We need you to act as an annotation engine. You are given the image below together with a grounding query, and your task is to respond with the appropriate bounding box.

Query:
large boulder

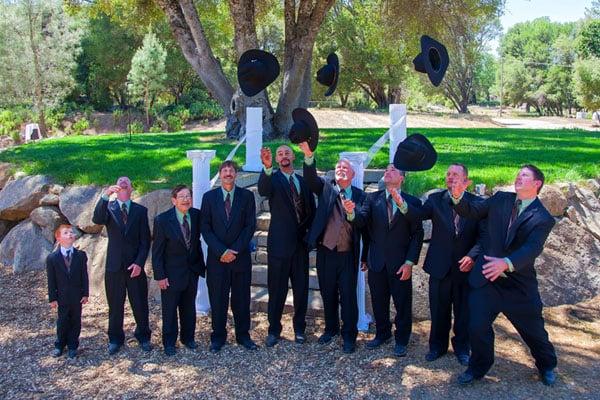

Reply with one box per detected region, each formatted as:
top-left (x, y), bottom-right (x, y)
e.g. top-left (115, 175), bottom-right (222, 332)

top-left (539, 185), bottom-right (568, 217)
top-left (0, 220), bottom-right (17, 243)
top-left (565, 183), bottom-right (600, 241)
top-left (135, 189), bottom-right (172, 236)
top-left (412, 243), bottom-right (430, 320)
top-left (74, 233), bottom-right (108, 298)
top-left (0, 219), bottom-right (54, 272)
top-left (0, 175), bottom-right (53, 221)
top-left (59, 185), bottom-right (103, 234)
top-left (30, 206), bottom-right (68, 242)
top-left (0, 162), bottom-right (13, 189)
top-left (536, 217), bottom-right (600, 306)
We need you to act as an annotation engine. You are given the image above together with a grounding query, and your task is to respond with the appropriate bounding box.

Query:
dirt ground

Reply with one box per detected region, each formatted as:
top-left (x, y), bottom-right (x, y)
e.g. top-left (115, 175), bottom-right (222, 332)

top-left (184, 107), bottom-right (600, 132)
top-left (1, 268), bottom-right (599, 400)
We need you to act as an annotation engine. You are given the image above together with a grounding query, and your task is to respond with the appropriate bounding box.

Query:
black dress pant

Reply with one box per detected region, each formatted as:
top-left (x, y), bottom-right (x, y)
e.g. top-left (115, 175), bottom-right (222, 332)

top-left (56, 302), bottom-right (82, 350)
top-left (206, 263), bottom-right (252, 345)
top-left (105, 269), bottom-right (151, 345)
top-left (160, 274), bottom-right (198, 348)
top-left (368, 266), bottom-right (412, 346)
top-left (468, 283), bottom-right (557, 378)
top-left (267, 244), bottom-right (309, 337)
top-left (428, 273), bottom-right (470, 355)
top-left (316, 246), bottom-right (358, 343)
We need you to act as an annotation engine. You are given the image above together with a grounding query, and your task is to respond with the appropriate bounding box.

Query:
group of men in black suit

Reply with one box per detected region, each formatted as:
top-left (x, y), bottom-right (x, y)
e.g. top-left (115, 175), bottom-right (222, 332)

top-left (51, 143), bottom-right (557, 386)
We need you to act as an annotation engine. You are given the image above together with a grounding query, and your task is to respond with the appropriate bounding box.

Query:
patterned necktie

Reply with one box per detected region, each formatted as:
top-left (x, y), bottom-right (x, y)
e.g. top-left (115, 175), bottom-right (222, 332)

top-left (387, 195), bottom-right (394, 224)
top-left (452, 209), bottom-right (460, 235)
top-left (121, 202), bottom-right (128, 225)
top-left (508, 199), bottom-right (522, 231)
top-left (64, 249), bottom-right (72, 270)
top-left (224, 192), bottom-right (232, 221)
top-left (182, 214), bottom-right (191, 248)
top-left (289, 175), bottom-right (302, 223)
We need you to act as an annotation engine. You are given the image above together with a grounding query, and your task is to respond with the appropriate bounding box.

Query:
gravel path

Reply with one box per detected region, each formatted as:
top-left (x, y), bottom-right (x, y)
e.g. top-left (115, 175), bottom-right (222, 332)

top-left (1, 268), bottom-right (598, 400)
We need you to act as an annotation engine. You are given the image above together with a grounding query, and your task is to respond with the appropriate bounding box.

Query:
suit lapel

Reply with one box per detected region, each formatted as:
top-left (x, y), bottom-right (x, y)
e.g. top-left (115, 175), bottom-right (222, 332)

top-left (440, 191), bottom-right (457, 234)
top-left (109, 201), bottom-right (125, 229)
top-left (275, 170), bottom-right (297, 219)
top-left (505, 198), bottom-right (538, 247)
top-left (168, 207), bottom-right (187, 248)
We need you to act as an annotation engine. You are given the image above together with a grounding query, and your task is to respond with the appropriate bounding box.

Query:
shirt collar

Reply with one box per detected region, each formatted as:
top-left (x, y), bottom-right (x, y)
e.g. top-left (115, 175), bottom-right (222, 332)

top-left (175, 208), bottom-right (190, 222)
top-left (60, 246), bottom-right (74, 256)
top-left (385, 188), bottom-right (401, 198)
top-left (519, 197), bottom-right (536, 211)
top-left (336, 184), bottom-right (352, 198)
top-left (281, 170), bottom-right (295, 180)
top-left (116, 199), bottom-right (131, 209)
top-left (221, 186), bottom-right (235, 200)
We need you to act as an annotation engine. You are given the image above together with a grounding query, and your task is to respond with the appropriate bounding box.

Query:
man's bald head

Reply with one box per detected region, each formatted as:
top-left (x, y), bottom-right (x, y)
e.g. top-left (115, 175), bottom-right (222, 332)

top-left (275, 145), bottom-right (295, 171)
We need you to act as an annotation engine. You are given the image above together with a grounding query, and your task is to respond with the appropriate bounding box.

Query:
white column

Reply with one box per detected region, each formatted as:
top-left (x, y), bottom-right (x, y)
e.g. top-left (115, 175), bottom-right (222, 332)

top-left (389, 104), bottom-right (407, 164)
top-left (339, 151), bottom-right (372, 332)
top-left (187, 149), bottom-right (216, 315)
top-left (243, 107), bottom-right (263, 172)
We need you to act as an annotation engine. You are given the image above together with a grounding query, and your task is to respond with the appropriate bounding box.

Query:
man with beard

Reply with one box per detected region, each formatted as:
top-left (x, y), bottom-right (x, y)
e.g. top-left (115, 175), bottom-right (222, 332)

top-left (449, 165), bottom-right (558, 386)
top-left (201, 161), bottom-right (257, 353)
top-left (92, 176), bottom-right (152, 355)
top-left (401, 164), bottom-right (484, 365)
top-left (152, 185), bottom-right (205, 356)
top-left (352, 164), bottom-right (424, 357)
top-left (259, 145), bottom-right (316, 347)
top-left (299, 142), bottom-right (369, 354)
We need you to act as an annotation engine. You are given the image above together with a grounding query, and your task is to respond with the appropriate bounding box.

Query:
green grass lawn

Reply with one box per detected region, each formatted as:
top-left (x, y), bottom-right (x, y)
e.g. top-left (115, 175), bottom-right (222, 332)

top-left (0, 128), bottom-right (598, 195)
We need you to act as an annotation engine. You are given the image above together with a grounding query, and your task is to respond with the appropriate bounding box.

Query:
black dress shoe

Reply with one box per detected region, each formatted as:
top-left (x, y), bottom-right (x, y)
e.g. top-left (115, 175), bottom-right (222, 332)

top-left (294, 333), bottom-right (306, 344)
top-left (52, 348), bottom-right (63, 358)
top-left (183, 341), bottom-right (198, 350)
top-left (425, 349), bottom-right (445, 362)
top-left (318, 332), bottom-right (338, 345)
top-left (140, 341), bottom-right (153, 352)
top-left (342, 341), bottom-right (356, 354)
top-left (164, 346), bottom-right (176, 356)
top-left (457, 370), bottom-right (482, 385)
top-left (540, 369), bottom-right (557, 386)
top-left (394, 343), bottom-right (408, 357)
top-left (67, 349), bottom-right (77, 359)
top-left (456, 353), bottom-right (470, 366)
top-left (209, 342), bottom-right (223, 353)
top-left (239, 338), bottom-right (258, 351)
top-left (265, 334), bottom-right (279, 348)
top-left (108, 343), bottom-right (121, 355)
top-left (365, 335), bottom-right (391, 350)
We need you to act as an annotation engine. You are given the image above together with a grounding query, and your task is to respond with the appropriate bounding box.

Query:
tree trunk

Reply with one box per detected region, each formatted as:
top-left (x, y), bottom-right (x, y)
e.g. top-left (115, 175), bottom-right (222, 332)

top-left (227, 0), bottom-right (275, 139)
top-left (27, 1), bottom-right (48, 138)
top-left (273, 0), bottom-right (336, 135)
top-left (156, 0), bottom-right (234, 121)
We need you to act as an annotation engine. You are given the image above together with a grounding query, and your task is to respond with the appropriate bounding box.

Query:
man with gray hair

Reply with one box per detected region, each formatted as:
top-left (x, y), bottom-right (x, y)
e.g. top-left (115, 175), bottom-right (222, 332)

top-left (299, 142), bottom-right (369, 354)
top-left (93, 176), bottom-right (152, 355)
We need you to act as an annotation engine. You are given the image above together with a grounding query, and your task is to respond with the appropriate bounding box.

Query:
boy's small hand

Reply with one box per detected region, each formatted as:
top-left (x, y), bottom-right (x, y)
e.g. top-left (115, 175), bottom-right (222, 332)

top-left (50, 301), bottom-right (58, 309)
top-left (80, 297), bottom-right (88, 305)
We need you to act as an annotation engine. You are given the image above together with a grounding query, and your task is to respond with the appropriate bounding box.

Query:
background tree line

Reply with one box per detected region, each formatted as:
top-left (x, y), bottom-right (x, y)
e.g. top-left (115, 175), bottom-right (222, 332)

top-left (0, 0), bottom-right (599, 140)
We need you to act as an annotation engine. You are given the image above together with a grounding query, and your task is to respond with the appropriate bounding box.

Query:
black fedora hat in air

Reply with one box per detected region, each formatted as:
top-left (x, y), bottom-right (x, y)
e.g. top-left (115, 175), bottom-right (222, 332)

top-left (316, 53), bottom-right (339, 97)
top-left (237, 49), bottom-right (280, 97)
top-left (393, 133), bottom-right (437, 172)
top-left (412, 35), bottom-right (449, 87)
top-left (288, 108), bottom-right (319, 151)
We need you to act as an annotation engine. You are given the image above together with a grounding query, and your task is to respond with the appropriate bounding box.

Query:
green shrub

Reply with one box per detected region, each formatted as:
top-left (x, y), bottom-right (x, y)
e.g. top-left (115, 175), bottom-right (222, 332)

top-left (72, 118), bottom-right (89, 135)
top-left (127, 121), bottom-right (144, 134)
top-left (11, 131), bottom-right (21, 144)
top-left (149, 121), bottom-right (164, 133)
top-left (113, 109), bottom-right (124, 127)
top-left (45, 108), bottom-right (66, 132)
top-left (0, 109), bottom-right (24, 136)
top-left (166, 114), bottom-right (183, 132)
top-left (189, 101), bottom-right (224, 120)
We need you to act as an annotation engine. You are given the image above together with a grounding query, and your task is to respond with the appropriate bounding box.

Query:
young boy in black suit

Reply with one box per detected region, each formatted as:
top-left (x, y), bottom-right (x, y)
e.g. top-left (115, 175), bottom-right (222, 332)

top-left (47, 224), bottom-right (89, 359)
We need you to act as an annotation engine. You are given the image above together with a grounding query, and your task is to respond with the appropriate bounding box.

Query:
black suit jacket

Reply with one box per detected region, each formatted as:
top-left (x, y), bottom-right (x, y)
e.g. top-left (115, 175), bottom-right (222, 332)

top-left (257, 169), bottom-right (316, 258)
top-left (200, 186), bottom-right (256, 272)
top-left (355, 189), bottom-right (424, 274)
top-left (406, 190), bottom-right (483, 280)
top-left (47, 248), bottom-right (89, 306)
top-left (303, 160), bottom-right (369, 264)
top-left (92, 198), bottom-right (151, 272)
top-left (454, 191), bottom-right (555, 299)
top-left (152, 207), bottom-right (205, 290)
